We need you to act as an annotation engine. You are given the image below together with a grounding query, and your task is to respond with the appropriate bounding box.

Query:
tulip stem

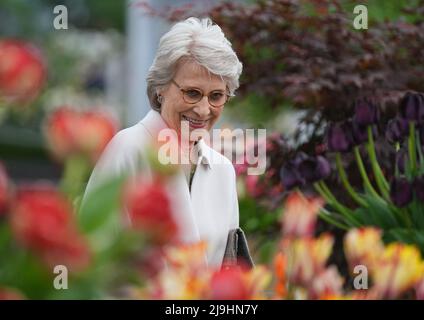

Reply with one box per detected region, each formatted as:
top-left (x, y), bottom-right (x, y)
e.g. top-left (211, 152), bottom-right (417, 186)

top-left (314, 182), bottom-right (360, 227)
top-left (408, 122), bottom-right (417, 175)
top-left (415, 130), bottom-right (423, 170)
top-left (60, 155), bottom-right (91, 204)
top-left (401, 207), bottom-right (413, 229)
top-left (318, 208), bottom-right (350, 230)
top-left (366, 126), bottom-right (390, 200)
top-left (335, 153), bottom-right (368, 207)
top-left (353, 146), bottom-right (381, 200)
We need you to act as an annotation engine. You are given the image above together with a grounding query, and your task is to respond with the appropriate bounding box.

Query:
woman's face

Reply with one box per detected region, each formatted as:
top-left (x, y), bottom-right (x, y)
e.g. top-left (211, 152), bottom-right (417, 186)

top-left (158, 60), bottom-right (227, 136)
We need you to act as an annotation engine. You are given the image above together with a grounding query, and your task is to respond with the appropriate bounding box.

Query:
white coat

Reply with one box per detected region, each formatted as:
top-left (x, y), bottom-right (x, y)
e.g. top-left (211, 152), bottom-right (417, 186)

top-left (82, 110), bottom-right (240, 268)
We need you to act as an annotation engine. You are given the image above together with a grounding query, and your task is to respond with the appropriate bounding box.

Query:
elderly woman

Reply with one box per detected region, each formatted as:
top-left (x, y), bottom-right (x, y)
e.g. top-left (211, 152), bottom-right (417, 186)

top-left (83, 17), bottom-right (252, 269)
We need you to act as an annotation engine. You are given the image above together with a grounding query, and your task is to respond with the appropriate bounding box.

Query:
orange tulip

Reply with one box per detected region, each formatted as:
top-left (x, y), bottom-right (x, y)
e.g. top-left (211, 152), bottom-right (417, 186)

top-left (283, 233), bottom-right (334, 287)
top-left (282, 191), bottom-right (324, 238)
top-left (274, 251), bottom-right (287, 298)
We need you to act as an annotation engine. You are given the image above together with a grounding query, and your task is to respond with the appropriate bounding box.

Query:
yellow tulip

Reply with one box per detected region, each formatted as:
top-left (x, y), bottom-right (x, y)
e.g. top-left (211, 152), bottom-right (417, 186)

top-left (344, 227), bottom-right (384, 272)
top-left (372, 243), bottom-right (424, 299)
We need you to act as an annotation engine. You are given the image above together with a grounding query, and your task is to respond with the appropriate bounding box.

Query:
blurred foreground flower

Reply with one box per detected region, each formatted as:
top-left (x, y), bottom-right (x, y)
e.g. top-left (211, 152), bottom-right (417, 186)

top-left (209, 266), bottom-right (271, 300)
top-left (44, 106), bottom-right (118, 201)
top-left (372, 243), bottom-right (424, 299)
top-left (136, 242), bottom-right (210, 299)
top-left (133, 242), bottom-right (271, 300)
top-left (0, 40), bottom-right (46, 104)
top-left (10, 185), bottom-right (91, 272)
top-left (416, 279), bottom-right (424, 300)
top-left (282, 191), bottom-right (324, 238)
top-left (282, 234), bottom-right (334, 288)
top-left (124, 176), bottom-right (178, 246)
top-left (308, 266), bottom-right (344, 300)
top-left (344, 227), bottom-right (384, 271)
top-left (0, 287), bottom-right (24, 300)
top-left (45, 106), bottom-right (118, 164)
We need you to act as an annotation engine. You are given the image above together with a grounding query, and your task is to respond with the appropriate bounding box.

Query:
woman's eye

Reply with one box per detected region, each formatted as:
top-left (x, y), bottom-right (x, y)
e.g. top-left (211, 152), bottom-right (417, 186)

top-left (186, 90), bottom-right (202, 98)
top-left (210, 92), bottom-right (224, 101)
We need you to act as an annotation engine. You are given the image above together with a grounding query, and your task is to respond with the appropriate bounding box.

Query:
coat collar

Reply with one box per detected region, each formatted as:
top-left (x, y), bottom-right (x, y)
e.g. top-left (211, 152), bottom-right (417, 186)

top-left (139, 110), bottom-right (212, 169)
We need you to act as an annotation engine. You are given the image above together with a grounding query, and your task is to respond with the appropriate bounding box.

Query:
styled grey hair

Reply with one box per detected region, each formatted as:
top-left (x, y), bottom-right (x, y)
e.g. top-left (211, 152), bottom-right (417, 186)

top-left (146, 17), bottom-right (243, 111)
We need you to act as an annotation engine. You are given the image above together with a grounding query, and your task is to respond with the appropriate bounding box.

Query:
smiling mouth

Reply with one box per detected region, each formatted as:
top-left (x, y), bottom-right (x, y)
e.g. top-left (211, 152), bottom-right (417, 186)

top-left (181, 115), bottom-right (208, 128)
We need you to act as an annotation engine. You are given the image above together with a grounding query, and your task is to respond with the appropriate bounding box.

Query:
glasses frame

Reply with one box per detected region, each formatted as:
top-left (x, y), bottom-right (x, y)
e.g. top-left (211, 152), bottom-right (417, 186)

top-left (171, 79), bottom-right (234, 108)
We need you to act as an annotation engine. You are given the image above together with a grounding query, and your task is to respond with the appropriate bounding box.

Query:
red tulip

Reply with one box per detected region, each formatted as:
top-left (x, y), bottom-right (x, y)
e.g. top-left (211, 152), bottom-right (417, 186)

top-left (10, 184), bottom-right (90, 271)
top-left (244, 175), bottom-right (264, 198)
top-left (209, 268), bottom-right (250, 300)
top-left (0, 162), bottom-right (9, 215)
top-left (124, 176), bottom-right (178, 246)
top-left (45, 107), bottom-right (118, 163)
top-left (0, 40), bottom-right (46, 103)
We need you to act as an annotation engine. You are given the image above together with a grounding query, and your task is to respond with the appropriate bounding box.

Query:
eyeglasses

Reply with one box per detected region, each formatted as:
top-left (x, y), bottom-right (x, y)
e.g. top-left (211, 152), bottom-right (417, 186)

top-left (171, 79), bottom-right (233, 108)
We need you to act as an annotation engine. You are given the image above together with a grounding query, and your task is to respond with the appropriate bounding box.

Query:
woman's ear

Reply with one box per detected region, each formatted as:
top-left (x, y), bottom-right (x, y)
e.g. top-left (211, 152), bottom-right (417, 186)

top-left (156, 89), bottom-right (163, 105)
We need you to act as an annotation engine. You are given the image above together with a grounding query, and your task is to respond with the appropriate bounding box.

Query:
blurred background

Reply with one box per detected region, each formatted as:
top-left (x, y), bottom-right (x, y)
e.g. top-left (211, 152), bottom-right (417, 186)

top-left (1, 0), bottom-right (424, 299)
top-left (1, 0), bottom-right (418, 183)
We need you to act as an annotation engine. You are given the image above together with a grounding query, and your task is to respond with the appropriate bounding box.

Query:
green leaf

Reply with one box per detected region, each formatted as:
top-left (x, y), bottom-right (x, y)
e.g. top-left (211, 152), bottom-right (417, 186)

top-left (410, 200), bottom-right (424, 230)
top-left (384, 228), bottom-right (424, 255)
top-left (77, 174), bottom-right (127, 234)
top-left (354, 195), bottom-right (399, 229)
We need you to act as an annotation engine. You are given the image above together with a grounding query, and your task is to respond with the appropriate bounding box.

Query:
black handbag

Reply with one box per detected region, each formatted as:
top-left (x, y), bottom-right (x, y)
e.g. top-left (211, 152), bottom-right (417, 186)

top-left (222, 228), bottom-right (255, 270)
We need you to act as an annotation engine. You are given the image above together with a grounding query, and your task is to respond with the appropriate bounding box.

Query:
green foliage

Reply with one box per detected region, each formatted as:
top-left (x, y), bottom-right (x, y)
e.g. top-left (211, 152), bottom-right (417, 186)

top-left (77, 174), bottom-right (127, 234)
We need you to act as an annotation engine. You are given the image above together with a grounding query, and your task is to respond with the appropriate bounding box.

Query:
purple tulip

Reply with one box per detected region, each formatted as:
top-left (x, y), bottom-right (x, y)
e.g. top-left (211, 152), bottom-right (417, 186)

top-left (413, 176), bottom-right (424, 202)
top-left (396, 148), bottom-right (408, 174)
top-left (399, 92), bottom-right (424, 123)
top-left (326, 121), bottom-right (354, 153)
top-left (351, 120), bottom-right (369, 145)
top-left (280, 162), bottom-right (304, 190)
top-left (297, 155), bottom-right (331, 183)
top-left (293, 152), bottom-right (309, 166)
top-left (353, 98), bottom-right (380, 126)
top-left (390, 177), bottom-right (413, 207)
top-left (386, 117), bottom-right (409, 144)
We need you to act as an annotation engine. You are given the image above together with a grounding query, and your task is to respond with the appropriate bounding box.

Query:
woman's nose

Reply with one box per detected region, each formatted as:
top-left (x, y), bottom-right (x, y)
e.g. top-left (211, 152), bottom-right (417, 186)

top-left (192, 96), bottom-right (211, 118)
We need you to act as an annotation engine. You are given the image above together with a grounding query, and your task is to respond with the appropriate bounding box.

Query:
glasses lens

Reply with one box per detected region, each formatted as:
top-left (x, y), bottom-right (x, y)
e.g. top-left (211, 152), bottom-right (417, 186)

top-left (209, 92), bottom-right (227, 107)
top-left (183, 89), bottom-right (202, 103)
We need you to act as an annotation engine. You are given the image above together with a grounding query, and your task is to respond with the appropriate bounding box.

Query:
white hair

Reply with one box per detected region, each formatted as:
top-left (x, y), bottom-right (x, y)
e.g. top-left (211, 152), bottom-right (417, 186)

top-left (146, 17), bottom-right (243, 111)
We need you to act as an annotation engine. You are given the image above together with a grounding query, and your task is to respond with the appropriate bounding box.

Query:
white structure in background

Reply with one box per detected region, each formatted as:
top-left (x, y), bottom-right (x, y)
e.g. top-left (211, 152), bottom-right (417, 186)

top-left (126, 0), bottom-right (218, 126)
